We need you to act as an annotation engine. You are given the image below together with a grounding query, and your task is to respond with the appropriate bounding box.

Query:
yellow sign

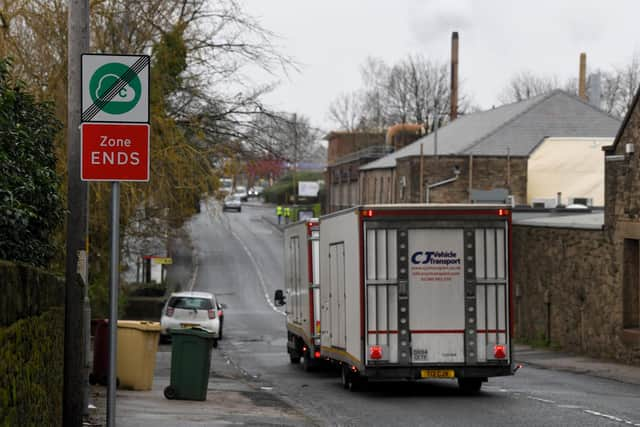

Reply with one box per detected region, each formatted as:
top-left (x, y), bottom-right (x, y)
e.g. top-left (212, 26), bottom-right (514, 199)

top-left (152, 257), bottom-right (173, 265)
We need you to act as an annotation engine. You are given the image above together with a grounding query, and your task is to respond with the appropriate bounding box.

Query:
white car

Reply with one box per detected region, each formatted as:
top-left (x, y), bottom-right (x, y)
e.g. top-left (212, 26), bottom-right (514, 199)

top-left (222, 194), bottom-right (242, 212)
top-left (234, 186), bottom-right (248, 202)
top-left (160, 291), bottom-right (222, 347)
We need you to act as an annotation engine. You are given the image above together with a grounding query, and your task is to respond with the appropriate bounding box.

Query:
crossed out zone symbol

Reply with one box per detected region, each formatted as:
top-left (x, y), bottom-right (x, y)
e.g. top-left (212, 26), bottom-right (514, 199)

top-left (82, 56), bottom-right (149, 122)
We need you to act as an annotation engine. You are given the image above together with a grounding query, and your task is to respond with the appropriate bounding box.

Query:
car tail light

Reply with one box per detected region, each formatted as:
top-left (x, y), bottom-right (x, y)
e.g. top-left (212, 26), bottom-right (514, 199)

top-left (494, 344), bottom-right (506, 359)
top-left (166, 306), bottom-right (174, 317)
top-left (208, 309), bottom-right (215, 319)
top-left (369, 345), bottom-right (383, 360)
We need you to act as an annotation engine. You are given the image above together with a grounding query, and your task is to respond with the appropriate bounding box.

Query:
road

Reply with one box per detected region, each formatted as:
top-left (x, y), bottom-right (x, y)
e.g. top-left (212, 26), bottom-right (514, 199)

top-left (189, 200), bottom-right (640, 427)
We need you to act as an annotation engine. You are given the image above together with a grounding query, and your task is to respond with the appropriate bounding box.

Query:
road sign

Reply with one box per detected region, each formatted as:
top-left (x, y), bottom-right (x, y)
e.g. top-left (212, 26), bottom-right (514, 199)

top-left (82, 54), bottom-right (149, 123)
top-left (81, 123), bottom-right (150, 181)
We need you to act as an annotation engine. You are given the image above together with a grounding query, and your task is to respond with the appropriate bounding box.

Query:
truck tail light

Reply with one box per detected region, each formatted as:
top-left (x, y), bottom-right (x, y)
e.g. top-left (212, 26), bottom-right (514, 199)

top-left (362, 209), bottom-right (374, 217)
top-left (208, 309), bottom-right (215, 319)
top-left (494, 344), bottom-right (506, 359)
top-left (498, 209), bottom-right (509, 216)
top-left (369, 345), bottom-right (383, 360)
top-left (166, 306), bottom-right (174, 317)
top-left (315, 320), bottom-right (321, 335)
top-left (314, 350), bottom-right (321, 359)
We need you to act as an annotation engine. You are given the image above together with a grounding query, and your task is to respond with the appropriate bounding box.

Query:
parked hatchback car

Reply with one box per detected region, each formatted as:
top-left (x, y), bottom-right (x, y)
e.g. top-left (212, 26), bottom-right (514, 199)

top-left (222, 194), bottom-right (242, 212)
top-left (160, 291), bottom-right (222, 347)
top-left (234, 186), bottom-right (248, 202)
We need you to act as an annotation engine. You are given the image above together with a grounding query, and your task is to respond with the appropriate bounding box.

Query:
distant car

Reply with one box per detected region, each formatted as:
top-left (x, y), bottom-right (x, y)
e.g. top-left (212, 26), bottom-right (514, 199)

top-left (223, 194), bottom-right (242, 212)
top-left (248, 186), bottom-right (264, 198)
top-left (160, 291), bottom-right (222, 347)
top-left (234, 186), bottom-right (248, 202)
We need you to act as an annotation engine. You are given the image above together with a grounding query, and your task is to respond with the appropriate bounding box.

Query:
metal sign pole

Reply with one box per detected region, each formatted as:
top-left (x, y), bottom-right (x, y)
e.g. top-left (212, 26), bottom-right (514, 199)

top-left (107, 181), bottom-right (120, 427)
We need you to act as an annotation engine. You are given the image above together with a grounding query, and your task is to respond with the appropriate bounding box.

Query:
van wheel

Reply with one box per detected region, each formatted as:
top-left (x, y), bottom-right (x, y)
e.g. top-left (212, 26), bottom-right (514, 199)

top-left (458, 378), bottom-right (482, 394)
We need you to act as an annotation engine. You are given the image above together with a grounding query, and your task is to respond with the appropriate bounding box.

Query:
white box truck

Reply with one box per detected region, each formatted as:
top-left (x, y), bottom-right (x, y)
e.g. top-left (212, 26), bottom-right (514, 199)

top-left (277, 205), bottom-right (516, 392)
top-left (277, 218), bottom-right (322, 370)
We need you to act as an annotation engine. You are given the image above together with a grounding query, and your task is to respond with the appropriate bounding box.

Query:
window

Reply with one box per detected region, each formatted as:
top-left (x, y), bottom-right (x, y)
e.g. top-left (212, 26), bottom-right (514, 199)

top-left (168, 297), bottom-right (212, 310)
top-left (623, 239), bottom-right (640, 329)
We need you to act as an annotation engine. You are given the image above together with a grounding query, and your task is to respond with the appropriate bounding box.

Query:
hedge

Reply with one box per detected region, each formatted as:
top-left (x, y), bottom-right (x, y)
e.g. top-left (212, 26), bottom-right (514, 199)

top-left (0, 260), bottom-right (65, 426)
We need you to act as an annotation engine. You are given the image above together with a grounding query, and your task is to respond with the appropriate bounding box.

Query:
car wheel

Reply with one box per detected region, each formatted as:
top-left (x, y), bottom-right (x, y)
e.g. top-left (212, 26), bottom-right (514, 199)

top-left (238, 207), bottom-right (242, 212)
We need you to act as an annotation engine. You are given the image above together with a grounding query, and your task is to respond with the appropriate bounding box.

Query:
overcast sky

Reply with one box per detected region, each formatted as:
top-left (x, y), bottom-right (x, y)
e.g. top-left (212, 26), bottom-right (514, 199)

top-left (242, 0), bottom-right (640, 131)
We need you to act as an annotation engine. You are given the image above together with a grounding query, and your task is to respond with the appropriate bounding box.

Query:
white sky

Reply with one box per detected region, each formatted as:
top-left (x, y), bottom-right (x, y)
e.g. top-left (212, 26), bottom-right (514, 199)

top-left (242, 0), bottom-right (640, 131)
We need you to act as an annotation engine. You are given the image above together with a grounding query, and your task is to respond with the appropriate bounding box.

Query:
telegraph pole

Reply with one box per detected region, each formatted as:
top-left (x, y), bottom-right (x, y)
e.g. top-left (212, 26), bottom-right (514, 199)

top-left (64, 0), bottom-right (89, 425)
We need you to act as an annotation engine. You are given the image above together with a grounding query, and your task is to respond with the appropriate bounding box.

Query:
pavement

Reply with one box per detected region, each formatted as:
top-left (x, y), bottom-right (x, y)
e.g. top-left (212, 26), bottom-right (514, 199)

top-left (84, 205), bottom-right (640, 426)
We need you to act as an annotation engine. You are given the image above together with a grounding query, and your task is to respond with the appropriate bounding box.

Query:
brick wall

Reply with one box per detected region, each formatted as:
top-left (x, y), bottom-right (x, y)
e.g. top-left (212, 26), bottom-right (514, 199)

top-left (393, 155), bottom-right (527, 204)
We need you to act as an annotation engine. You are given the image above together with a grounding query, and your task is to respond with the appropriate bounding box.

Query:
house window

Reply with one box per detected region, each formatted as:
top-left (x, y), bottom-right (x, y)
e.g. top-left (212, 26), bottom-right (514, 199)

top-left (623, 239), bottom-right (640, 329)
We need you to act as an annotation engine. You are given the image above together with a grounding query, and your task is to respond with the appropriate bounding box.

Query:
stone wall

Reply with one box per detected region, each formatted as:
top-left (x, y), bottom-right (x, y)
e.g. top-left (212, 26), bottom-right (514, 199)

top-left (393, 155), bottom-right (528, 204)
top-left (513, 225), bottom-right (640, 364)
top-left (360, 169), bottom-right (394, 204)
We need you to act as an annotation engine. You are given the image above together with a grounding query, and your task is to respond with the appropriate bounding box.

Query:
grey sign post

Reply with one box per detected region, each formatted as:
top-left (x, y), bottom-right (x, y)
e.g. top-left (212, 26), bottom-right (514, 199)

top-left (81, 53), bottom-right (150, 427)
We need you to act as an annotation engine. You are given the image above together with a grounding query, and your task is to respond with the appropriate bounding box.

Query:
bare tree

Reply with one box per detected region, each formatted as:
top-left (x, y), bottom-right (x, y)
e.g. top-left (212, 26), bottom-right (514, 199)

top-left (498, 71), bottom-right (560, 103)
top-left (327, 92), bottom-right (363, 131)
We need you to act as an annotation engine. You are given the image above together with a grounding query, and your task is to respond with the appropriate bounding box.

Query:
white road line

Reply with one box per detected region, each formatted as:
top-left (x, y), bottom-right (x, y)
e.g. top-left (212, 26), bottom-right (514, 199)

top-left (226, 219), bottom-right (286, 316)
top-left (527, 396), bottom-right (556, 404)
top-left (583, 410), bottom-right (640, 426)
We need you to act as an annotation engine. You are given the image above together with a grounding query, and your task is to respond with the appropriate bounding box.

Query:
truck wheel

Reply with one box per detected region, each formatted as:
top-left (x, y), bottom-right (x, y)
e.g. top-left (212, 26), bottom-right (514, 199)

top-left (458, 378), bottom-right (482, 394)
top-left (341, 365), bottom-right (363, 391)
top-left (302, 351), bottom-right (314, 372)
top-left (341, 366), bottom-right (350, 389)
top-left (289, 352), bottom-right (300, 364)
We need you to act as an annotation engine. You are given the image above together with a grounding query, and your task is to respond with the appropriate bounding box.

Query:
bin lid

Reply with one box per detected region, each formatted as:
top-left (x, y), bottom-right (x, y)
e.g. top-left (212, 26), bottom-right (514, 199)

top-left (170, 326), bottom-right (215, 339)
top-left (117, 320), bottom-right (161, 332)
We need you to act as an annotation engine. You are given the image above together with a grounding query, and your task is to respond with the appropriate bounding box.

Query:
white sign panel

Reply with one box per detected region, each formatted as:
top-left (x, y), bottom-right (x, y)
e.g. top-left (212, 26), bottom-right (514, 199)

top-left (82, 54), bottom-right (150, 123)
top-left (298, 181), bottom-right (319, 197)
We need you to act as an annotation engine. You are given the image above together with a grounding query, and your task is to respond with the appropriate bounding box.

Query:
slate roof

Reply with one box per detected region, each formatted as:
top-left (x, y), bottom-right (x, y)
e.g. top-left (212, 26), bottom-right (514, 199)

top-left (361, 90), bottom-right (621, 171)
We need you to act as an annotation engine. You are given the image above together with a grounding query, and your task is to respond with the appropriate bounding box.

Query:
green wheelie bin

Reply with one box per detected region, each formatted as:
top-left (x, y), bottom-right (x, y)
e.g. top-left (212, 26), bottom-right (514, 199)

top-left (163, 327), bottom-right (215, 401)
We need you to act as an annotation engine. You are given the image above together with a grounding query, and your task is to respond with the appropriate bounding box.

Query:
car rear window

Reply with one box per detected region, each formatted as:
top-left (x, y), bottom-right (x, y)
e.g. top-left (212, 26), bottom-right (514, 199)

top-left (168, 297), bottom-right (212, 310)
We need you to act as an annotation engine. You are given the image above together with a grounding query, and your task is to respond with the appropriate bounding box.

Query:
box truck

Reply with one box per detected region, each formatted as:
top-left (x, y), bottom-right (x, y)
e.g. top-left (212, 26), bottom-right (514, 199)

top-left (276, 205), bottom-right (516, 392)
top-left (278, 218), bottom-right (322, 371)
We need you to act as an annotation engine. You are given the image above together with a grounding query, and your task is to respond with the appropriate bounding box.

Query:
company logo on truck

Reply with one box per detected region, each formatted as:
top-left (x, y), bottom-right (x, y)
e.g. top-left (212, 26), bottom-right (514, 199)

top-left (410, 250), bottom-right (462, 284)
top-left (411, 251), bottom-right (461, 265)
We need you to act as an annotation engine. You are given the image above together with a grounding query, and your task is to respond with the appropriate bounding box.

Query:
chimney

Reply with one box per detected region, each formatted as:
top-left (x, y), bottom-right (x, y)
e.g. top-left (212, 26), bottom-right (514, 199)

top-left (578, 52), bottom-right (587, 100)
top-left (450, 32), bottom-right (459, 121)
top-left (588, 72), bottom-right (601, 109)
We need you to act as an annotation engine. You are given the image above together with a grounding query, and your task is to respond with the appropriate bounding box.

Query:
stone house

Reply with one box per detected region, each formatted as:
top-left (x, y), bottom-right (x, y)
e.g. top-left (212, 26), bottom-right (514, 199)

top-left (513, 85), bottom-right (640, 364)
top-left (359, 90), bottom-right (619, 206)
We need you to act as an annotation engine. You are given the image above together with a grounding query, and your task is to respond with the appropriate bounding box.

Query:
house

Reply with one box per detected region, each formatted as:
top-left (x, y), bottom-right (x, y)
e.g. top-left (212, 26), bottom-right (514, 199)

top-left (359, 90), bottom-right (620, 206)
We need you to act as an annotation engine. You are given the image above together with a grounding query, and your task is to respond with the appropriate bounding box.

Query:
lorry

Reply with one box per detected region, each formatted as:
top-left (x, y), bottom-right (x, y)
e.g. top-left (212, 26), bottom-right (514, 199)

top-left (276, 204), bottom-right (516, 392)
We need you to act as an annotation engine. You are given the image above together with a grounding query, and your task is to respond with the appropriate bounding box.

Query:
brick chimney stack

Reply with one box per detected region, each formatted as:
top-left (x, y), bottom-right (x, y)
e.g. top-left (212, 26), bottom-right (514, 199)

top-left (450, 32), bottom-right (459, 121)
top-left (579, 52), bottom-right (587, 100)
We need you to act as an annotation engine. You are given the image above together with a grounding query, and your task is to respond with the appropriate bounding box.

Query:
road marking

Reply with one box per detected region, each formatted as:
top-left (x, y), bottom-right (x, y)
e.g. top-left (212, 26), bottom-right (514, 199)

top-left (583, 410), bottom-right (640, 426)
top-left (527, 396), bottom-right (556, 404)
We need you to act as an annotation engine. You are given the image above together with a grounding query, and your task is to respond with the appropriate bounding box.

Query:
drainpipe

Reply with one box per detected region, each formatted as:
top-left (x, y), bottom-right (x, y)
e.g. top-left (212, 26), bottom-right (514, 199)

top-left (425, 167), bottom-right (461, 203)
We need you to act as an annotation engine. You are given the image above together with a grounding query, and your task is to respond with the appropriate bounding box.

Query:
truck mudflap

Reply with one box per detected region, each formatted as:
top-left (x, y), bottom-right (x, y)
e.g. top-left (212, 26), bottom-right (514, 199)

top-left (362, 363), bottom-right (515, 380)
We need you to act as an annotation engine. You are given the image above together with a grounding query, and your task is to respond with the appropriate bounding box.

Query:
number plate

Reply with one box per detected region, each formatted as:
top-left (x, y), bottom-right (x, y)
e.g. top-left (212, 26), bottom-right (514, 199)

top-left (420, 369), bottom-right (455, 379)
top-left (180, 323), bottom-right (198, 328)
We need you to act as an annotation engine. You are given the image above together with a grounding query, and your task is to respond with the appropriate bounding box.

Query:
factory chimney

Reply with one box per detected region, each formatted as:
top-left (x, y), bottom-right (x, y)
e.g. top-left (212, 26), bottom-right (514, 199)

top-left (450, 32), bottom-right (459, 121)
top-left (578, 52), bottom-right (587, 100)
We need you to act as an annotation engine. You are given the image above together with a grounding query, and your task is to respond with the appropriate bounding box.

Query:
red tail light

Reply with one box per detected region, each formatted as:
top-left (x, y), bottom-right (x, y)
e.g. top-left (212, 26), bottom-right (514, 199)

top-left (166, 306), bottom-right (174, 317)
top-left (208, 309), bottom-right (215, 319)
top-left (217, 310), bottom-right (223, 318)
top-left (494, 344), bottom-right (506, 359)
top-left (369, 345), bottom-right (383, 360)
top-left (498, 209), bottom-right (509, 217)
top-left (314, 350), bottom-right (321, 359)
top-left (315, 320), bottom-right (321, 334)
top-left (362, 209), bottom-right (374, 217)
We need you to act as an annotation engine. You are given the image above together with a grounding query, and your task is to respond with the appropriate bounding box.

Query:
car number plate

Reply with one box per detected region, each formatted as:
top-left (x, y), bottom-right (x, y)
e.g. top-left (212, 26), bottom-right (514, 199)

top-left (420, 369), bottom-right (455, 379)
top-left (180, 323), bottom-right (198, 328)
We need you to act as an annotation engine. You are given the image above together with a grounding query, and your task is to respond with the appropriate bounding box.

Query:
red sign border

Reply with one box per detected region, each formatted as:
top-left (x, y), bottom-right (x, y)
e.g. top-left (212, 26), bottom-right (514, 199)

top-left (80, 122), bottom-right (150, 182)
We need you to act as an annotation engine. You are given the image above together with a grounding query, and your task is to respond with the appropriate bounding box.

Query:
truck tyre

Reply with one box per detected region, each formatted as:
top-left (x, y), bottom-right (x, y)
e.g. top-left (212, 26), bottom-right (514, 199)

top-left (458, 378), bottom-right (482, 394)
top-left (289, 352), bottom-right (301, 364)
top-left (341, 366), bottom-right (364, 391)
top-left (302, 351), bottom-right (314, 372)
top-left (341, 366), bottom-right (350, 389)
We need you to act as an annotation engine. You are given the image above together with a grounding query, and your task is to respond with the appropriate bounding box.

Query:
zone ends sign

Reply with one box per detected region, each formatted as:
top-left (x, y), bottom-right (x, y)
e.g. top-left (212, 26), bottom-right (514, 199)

top-left (82, 54), bottom-right (150, 123)
top-left (81, 123), bottom-right (150, 181)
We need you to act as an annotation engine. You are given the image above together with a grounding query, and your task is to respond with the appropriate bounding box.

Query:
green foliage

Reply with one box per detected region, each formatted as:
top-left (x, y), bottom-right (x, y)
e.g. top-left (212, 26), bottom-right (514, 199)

top-left (0, 261), bottom-right (64, 427)
top-left (0, 58), bottom-right (63, 267)
top-left (263, 172), bottom-right (324, 204)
